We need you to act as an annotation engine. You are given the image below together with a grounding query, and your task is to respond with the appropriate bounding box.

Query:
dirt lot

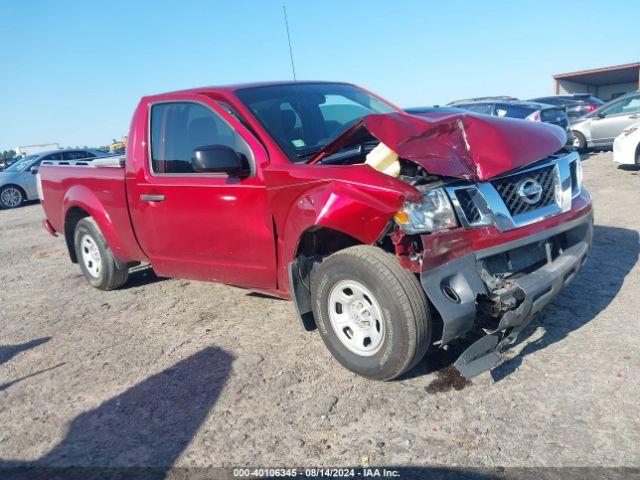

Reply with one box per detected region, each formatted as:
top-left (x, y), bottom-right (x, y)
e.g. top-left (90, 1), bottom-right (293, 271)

top-left (1, 151), bottom-right (639, 471)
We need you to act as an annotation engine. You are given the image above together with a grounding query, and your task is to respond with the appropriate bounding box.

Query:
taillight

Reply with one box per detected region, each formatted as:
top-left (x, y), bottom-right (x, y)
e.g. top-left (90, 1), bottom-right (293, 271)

top-left (585, 104), bottom-right (597, 111)
top-left (526, 111), bottom-right (541, 122)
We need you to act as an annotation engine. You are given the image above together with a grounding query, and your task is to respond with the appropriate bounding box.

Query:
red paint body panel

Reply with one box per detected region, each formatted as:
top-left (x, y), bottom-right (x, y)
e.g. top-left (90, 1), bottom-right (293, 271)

top-left (39, 164), bottom-right (145, 262)
top-left (38, 82), bottom-right (586, 301)
top-left (264, 162), bottom-right (418, 292)
top-left (310, 112), bottom-right (566, 182)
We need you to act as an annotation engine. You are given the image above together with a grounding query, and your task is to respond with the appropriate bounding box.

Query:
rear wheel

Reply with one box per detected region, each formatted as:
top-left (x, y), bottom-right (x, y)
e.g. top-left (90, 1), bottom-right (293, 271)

top-left (0, 185), bottom-right (25, 208)
top-left (572, 131), bottom-right (587, 153)
top-left (74, 217), bottom-right (129, 290)
top-left (311, 245), bottom-right (431, 381)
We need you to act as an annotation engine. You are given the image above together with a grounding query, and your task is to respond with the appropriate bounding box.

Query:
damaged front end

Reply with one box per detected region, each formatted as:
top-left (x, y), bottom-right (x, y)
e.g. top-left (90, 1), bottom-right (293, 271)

top-left (310, 111), bottom-right (593, 379)
top-left (420, 210), bottom-right (593, 379)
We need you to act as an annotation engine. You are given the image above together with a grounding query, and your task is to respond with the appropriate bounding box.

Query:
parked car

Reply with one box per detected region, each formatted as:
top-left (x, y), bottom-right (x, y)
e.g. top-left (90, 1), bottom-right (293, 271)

top-left (529, 94), bottom-right (604, 119)
top-left (445, 99), bottom-right (573, 147)
top-left (570, 91), bottom-right (640, 151)
top-left (0, 148), bottom-right (107, 208)
top-left (38, 82), bottom-right (592, 380)
top-left (447, 96), bottom-right (518, 106)
top-left (405, 106), bottom-right (467, 115)
top-left (613, 122), bottom-right (640, 166)
top-left (0, 157), bottom-right (21, 171)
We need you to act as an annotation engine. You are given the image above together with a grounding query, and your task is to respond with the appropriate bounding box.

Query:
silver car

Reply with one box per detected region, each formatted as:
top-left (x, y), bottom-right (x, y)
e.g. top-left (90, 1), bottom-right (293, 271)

top-left (0, 148), bottom-right (108, 208)
top-left (571, 90), bottom-right (640, 151)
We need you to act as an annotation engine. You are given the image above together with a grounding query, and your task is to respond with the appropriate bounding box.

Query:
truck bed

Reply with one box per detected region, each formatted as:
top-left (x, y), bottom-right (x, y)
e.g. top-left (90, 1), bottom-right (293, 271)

top-left (39, 158), bottom-right (143, 262)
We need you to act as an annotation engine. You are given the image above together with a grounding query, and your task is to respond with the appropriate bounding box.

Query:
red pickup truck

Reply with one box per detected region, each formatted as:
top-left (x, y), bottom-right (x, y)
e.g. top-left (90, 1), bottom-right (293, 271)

top-left (39, 82), bottom-right (593, 380)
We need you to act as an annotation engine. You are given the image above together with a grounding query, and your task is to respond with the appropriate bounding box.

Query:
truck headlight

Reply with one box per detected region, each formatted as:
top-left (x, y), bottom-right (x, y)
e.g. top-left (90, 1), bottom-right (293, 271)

top-left (394, 187), bottom-right (458, 234)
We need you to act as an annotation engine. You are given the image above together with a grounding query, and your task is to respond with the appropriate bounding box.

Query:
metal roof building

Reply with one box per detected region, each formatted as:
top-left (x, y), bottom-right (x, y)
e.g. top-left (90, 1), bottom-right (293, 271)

top-left (553, 62), bottom-right (640, 101)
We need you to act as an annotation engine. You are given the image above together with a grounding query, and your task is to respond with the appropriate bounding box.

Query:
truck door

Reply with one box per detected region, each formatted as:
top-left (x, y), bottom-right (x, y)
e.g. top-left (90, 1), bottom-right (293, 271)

top-left (127, 97), bottom-right (277, 290)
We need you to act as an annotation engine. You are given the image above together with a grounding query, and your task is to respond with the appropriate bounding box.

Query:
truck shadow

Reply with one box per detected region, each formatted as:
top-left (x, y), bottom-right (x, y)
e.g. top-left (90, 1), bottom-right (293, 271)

top-left (0, 346), bottom-right (233, 479)
top-left (411, 225), bottom-right (639, 385)
top-left (123, 265), bottom-right (168, 288)
top-left (491, 225), bottom-right (639, 382)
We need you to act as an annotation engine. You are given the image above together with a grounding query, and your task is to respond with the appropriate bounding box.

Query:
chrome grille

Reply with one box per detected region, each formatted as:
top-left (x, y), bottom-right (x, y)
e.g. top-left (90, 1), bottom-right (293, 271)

top-left (444, 151), bottom-right (579, 233)
top-left (491, 165), bottom-right (557, 216)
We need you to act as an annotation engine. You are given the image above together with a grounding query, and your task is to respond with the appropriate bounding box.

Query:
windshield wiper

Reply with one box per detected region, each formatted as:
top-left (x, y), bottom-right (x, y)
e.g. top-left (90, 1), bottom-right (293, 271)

top-left (295, 146), bottom-right (325, 158)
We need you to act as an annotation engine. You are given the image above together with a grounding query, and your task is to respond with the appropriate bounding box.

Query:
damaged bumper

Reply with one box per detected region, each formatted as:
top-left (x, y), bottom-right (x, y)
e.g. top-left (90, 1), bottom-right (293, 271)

top-left (420, 210), bottom-right (594, 378)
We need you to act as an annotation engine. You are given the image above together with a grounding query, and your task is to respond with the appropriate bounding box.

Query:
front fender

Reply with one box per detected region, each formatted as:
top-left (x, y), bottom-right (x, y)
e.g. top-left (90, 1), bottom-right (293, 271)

top-left (570, 120), bottom-right (590, 140)
top-left (62, 185), bottom-right (129, 261)
top-left (278, 181), bottom-right (406, 293)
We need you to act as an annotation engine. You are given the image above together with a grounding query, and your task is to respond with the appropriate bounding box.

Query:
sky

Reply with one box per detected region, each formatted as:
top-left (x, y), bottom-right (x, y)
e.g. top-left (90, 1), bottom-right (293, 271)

top-left (1, 0), bottom-right (638, 151)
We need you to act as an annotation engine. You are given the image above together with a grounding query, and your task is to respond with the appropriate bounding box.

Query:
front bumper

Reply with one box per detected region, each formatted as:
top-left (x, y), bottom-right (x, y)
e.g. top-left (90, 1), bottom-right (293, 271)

top-left (613, 135), bottom-right (638, 165)
top-left (420, 209), bottom-right (593, 378)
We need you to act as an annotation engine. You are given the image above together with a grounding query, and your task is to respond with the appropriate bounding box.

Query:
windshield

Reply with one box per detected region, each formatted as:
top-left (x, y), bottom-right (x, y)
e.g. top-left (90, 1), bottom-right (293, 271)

top-left (4, 155), bottom-right (38, 172)
top-left (235, 83), bottom-right (397, 162)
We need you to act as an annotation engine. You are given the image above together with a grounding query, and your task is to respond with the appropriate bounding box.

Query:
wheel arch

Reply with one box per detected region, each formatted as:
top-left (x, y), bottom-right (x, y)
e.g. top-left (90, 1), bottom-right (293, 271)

top-left (288, 227), bottom-right (366, 331)
top-left (64, 206), bottom-right (90, 263)
top-left (61, 185), bottom-right (130, 264)
top-left (279, 182), bottom-right (404, 330)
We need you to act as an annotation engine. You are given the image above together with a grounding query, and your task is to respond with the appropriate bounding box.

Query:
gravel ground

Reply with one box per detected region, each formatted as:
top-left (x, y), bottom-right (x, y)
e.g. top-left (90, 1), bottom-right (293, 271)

top-left (0, 151), bottom-right (639, 471)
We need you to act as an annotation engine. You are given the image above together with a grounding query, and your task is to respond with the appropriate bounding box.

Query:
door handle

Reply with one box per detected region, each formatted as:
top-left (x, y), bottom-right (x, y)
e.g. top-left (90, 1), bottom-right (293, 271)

top-left (629, 114), bottom-right (640, 119)
top-left (140, 194), bottom-right (165, 202)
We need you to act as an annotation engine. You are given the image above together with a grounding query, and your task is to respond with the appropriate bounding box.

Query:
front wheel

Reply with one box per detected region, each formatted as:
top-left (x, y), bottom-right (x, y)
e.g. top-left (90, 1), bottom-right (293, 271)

top-left (572, 131), bottom-right (587, 153)
top-left (311, 245), bottom-right (431, 380)
top-left (0, 185), bottom-right (25, 208)
top-left (74, 217), bottom-right (129, 290)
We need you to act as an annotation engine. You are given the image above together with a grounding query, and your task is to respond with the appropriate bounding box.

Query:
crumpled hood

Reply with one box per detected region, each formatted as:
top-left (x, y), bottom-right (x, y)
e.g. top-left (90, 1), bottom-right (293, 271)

top-left (309, 111), bottom-right (567, 182)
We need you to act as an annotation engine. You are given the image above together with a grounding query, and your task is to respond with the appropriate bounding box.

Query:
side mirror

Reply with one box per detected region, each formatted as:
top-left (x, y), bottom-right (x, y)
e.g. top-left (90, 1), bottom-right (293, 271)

top-left (191, 145), bottom-right (250, 176)
top-left (596, 110), bottom-right (606, 119)
top-left (29, 166), bottom-right (39, 174)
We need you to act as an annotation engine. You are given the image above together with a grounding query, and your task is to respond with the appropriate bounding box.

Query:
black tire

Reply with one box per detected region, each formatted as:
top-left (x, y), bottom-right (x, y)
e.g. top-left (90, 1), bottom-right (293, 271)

top-left (73, 217), bottom-right (129, 290)
top-left (572, 131), bottom-right (587, 153)
top-left (0, 185), bottom-right (25, 209)
top-left (311, 245), bottom-right (431, 381)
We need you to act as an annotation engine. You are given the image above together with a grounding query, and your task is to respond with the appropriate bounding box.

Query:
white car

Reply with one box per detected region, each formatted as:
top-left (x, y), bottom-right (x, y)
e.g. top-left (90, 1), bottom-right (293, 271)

top-left (613, 122), bottom-right (640, 166)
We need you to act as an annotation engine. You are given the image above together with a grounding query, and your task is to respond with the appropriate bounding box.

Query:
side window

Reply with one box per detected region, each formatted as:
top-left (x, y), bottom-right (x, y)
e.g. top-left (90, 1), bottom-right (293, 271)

top-left (63, 151), bottom-right (92, 160)
top-left (497, 104), bottom-right (533, 119)
top-left (42, 152), bottom-right (63, 161)
top-left (601, 100), bottom-right (624, 116)
top-left (461, 103), bottom-right (494, 115)
top-left (150, 102), bottom-right (253, 174)
top-left (621, 96), bottom-right (640, 115)
top-left (600, 96), bottom-right (640, 116)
